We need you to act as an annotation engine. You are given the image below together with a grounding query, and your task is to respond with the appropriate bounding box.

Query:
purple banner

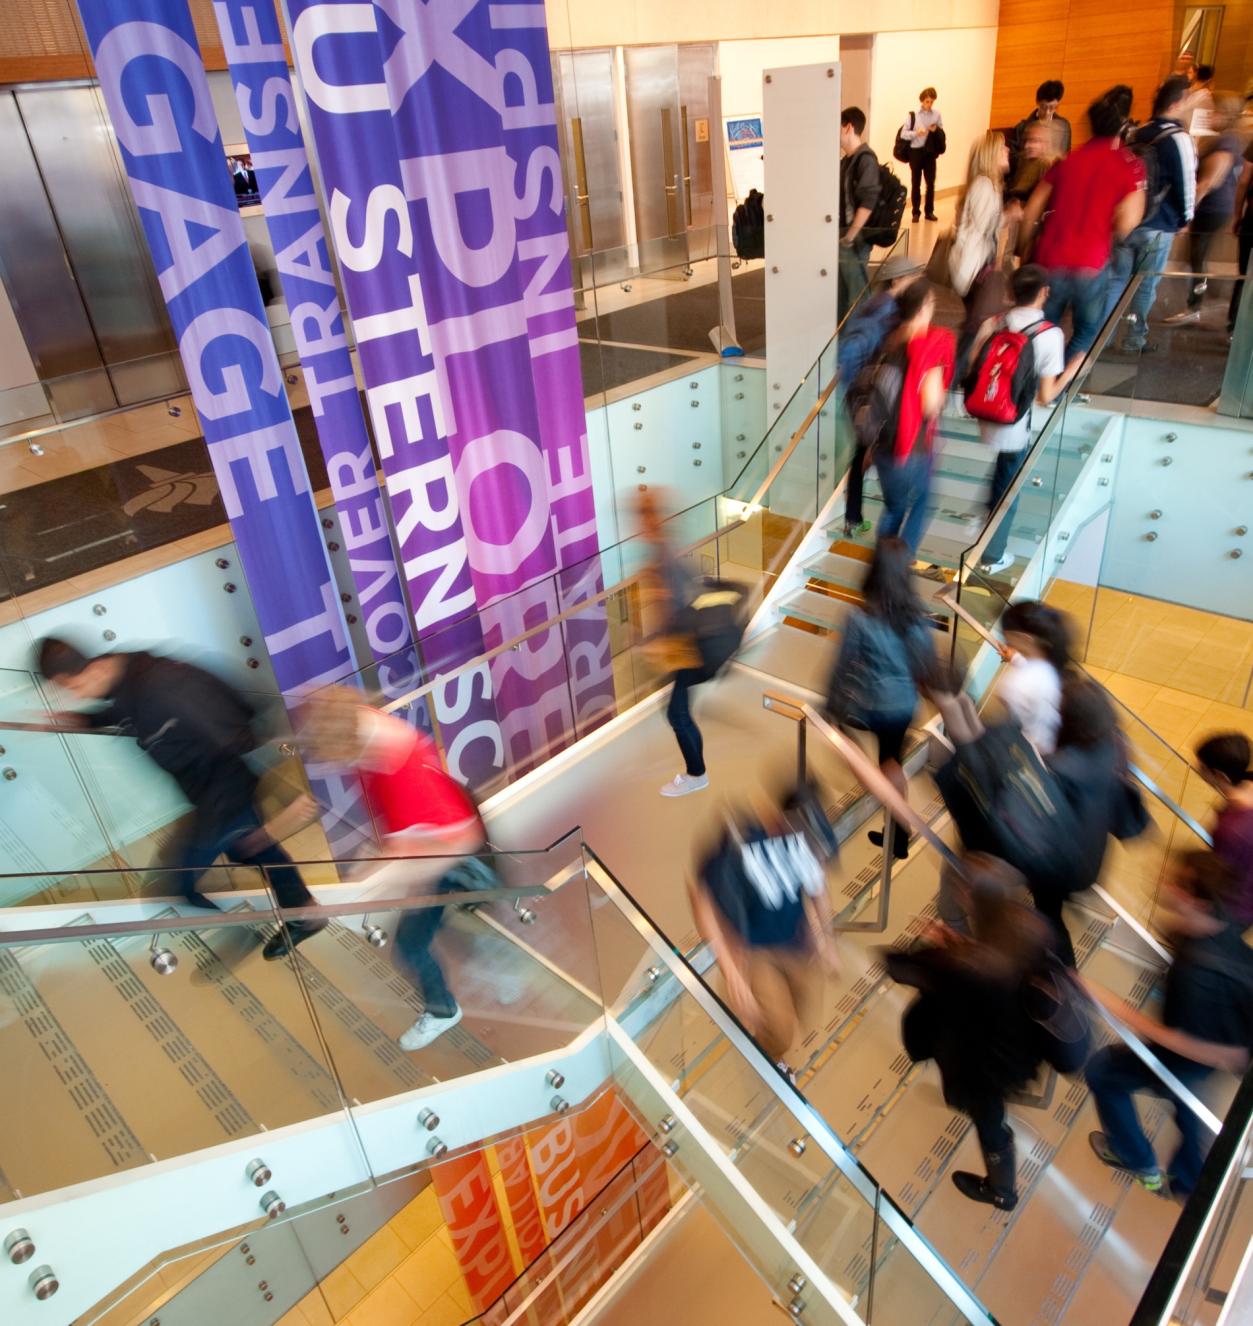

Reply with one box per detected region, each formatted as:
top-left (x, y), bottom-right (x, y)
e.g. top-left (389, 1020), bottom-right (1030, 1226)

top-left (75, 0), bottom-right (367, 854)
top-left (210, 0), bottom-right (421, 710)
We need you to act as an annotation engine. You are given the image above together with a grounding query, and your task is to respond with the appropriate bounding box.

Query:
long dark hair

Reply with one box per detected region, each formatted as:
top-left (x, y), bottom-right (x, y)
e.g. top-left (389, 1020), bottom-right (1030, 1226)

top-left (1002, 600), bottom-right (1073, 674)
top-left (861, 537), bottom-right (924, 634)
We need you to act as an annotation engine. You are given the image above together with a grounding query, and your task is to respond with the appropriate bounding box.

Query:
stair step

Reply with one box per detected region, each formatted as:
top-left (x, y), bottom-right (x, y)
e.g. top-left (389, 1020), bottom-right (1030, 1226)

top-left (777, 588), bottom-right (849, 633)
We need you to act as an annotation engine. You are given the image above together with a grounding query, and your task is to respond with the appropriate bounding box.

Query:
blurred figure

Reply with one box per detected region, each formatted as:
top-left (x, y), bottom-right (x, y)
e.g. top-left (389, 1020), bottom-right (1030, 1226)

top-left (1194, 733), bottom-right (1253, 926)
top-left (824, 536), bottom-right (938, 859)
top-left (1111, 77), bottom-right (1196, 354)
top-left (1181, 63), bottom-right (1216, 131)
top-left (1012, 79), bottom-right (1071, 161)
top-left (298, 686), bottom-right (486, 1050)
top-left (839, 107), bottom-right (882, 312)
top-left (872, 280), bottom-right (956, 553)
top-left (837, 251), bottom-right (926, 536)
top-left (637, 490), bottom-right (712, 798)
top-left (886, 855), bottom-right (1055, 1209)
top-left (968, 266), bottom-right (1079, 576)
top-left (1085, 851), bottom-right (1253, 1197)
top-left (994, 599), bottom-right (1073, 756)
top-left (1166, 96), bottom-right (1245, 325)
top-left (691, 793), bottom-right (839, 1075)
top-left (1020, 92), bottom-right (1146, 357)
top-left (1005, 119), bottom-right (1063, 209)
top-left (1229, 137), bottom-right (1253, 336)
top-left (900, 87), bottom-right (944, 222)
top-left (37, 637), bottom-right (323, 958)
top-left (950, 132), bottom-right (1012, 377)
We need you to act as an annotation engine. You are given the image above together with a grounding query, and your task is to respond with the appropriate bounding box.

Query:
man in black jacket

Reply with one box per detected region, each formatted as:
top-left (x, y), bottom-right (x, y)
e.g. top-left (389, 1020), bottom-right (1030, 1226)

top-left (839, 106), bottom-right (882, 313)
top-left (37, 638), bottom-right (323, 960)
top-left (1012, 80), bottom-right (1071, 162)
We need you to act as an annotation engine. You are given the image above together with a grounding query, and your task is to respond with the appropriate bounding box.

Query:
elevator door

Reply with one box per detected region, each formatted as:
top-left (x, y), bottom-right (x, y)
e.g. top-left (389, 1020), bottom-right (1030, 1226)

top-left (677, 44), bottom-right (716, 257)
top-left (623, 45), bottom-right (689, 276)
top-left (555, 48), bottom-right (628, 286)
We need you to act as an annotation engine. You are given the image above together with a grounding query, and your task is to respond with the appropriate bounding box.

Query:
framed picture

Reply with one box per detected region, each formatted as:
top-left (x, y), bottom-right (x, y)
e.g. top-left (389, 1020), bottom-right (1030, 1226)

top-left (223, 142), bottom-right (262, 215)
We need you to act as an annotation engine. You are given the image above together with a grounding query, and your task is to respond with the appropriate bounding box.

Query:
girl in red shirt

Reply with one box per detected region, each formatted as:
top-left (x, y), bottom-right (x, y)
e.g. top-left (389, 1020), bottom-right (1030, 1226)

top-left (300, 687), bottom-right (488, 1050)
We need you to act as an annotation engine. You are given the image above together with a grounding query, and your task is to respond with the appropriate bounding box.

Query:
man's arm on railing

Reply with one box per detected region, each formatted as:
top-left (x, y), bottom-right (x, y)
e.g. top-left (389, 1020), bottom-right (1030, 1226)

top-left (1081, 977), bottom-right (1250, 1075)
top-left (688, 875), bottom-right (760, 1034)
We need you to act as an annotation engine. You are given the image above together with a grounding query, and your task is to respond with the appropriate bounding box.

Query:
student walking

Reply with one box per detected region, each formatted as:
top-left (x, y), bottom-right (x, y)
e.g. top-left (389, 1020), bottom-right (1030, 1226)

top-left (37, 637), bottom-right (324, 959)
top-left (872, 280), bottom-right (956, 553)
top-left (950, 131), bottom-right (1012, 376)
top-left (837, 251), bottom-right (926, 536)
top-left (966, 265), bottom-right (1079, 574)
top-left (1011, 80), bottom-right (1071, 162)
top-left (1020, 91), bottom-right (1146, 357)
top-left (1194, 733), bottom-right (1253, 925)
top-left (824, 536), bottom-right (938, 860)
top-left (994, 600), bottom-right (1073, 756)
top-left (900, 88), bottom-right (944, 221)
top-left (1085, 852), bottom-right (1253, 1198)
top-left (838, 107), bottom-right (882, 312)
top-left (1112, 77), bottom-right (1197, 352)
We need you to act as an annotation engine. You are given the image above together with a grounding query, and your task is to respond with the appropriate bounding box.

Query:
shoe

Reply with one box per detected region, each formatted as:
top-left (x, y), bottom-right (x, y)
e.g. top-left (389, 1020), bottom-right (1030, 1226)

top-left (981, 552), bottom-right (1015, 575)
top-left (399, 1005), bottom-right (463, 1051)
top-left (1193, 279), bottom-right (1208, 297)
top-left (911, 211), bottom-right (921, 222)
top-left (262, 919), bottom-right (328, 962)
top-left (660, 773), bottom-right (709, 797)
top-left (843, 519), bottom-right (872, 537)
top-left (181, 890), bottom-right (223, 911)
top-left (951, 1170), bottom-right (1018, 1210)
top-left (775, 1059), bottom-right (798, 1086)
top-left (925, 213), bottom-right (939, 222)
top-left (1163, 309), bottom-right (1200, 326)
top-left (868, 826), bottom-right (910, 859)
top-left (1088, 1131), bottom-right (1164, 1192)
top-left (918, 563), bottom-right (947, 583)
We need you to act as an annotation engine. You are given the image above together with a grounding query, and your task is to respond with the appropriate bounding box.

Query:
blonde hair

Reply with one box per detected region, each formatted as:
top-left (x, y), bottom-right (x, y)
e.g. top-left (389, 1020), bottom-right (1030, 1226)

top-left (296, 684), bottom-right (374, 765)
top-left (956, 130), bottom-right (1006, 224)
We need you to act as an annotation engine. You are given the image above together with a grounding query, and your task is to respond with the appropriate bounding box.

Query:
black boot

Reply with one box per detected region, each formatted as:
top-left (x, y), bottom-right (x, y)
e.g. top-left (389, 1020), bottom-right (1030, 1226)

top-left (952, 1144), bottom-right (1017, 1210)
top-left (868, 824), bottom-right (910, 859)
top-left (262, 919), bottom-right (328, 962)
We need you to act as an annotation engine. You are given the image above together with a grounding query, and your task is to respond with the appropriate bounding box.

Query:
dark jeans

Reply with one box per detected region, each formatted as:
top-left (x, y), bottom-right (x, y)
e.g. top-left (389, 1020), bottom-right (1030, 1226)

top-left (875, 450), bottom-right (933, 554)
top-left (838, 234), bottom-right (872, 314)
top-left (668, 666), bottom-right (713, 776)
top-left (176, 806), bottom-right (314, 910)
top-left (909, 149), bottom-right (936, 216)
top-left (1185, 218), bottom-right (1225, 308)
top-left (393, 873), bottom-right (463, 1019)
top-left (846, 443), bottom-right (868, 524)
top-left (1044, 267), bottom-right (1107, 357)
top-left (1085, 1043), bottom-right (1211, 1195)
top-left (1030, 888), bottom-right (1077, 968)
top-left (1229, 231), bottom-right (1253, 331)
top-left (982, 447), bottom-right (1026, 565)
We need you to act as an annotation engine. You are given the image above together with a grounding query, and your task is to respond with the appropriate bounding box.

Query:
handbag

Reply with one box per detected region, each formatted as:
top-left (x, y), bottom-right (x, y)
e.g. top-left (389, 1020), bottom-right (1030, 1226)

top-left (1110, 775), bottom-right (1152, 841)
top-left (1023, 957), bottom-right (1091, 1074)
top-left (926, 230), bottom-right (955, 287)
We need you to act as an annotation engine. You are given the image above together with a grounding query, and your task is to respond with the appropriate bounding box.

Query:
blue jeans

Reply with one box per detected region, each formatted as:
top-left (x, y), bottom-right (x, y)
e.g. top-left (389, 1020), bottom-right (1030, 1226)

top-left (667, 666), bottom-right (713, 776)
top-left (175, 805), bottom-right (313, 910)
top-left (982, 448), bottom-right (1026, 565)
top-left (838, 235), bottom-right (872, 315)
top-left (875, 451), bottom-right (933, 555)
top-left (1085, 1044), bottom-right (1211, 1195)
top-left (1121, 228), bottom-right (1175, 348)
top-left (393, 873), bottom-right (465, 1018)
top-left (1043, 267), bottom-right (1107, 357)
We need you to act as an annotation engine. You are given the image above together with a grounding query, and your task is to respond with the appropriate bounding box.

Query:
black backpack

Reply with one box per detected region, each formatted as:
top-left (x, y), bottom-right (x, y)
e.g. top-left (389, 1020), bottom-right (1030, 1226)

top-left (845, 348), bottom-right (906, 456)
top-left (732, 189), bottom-right (765, 259)
top-left (864, 164), bottom-right (908, 247)
top-left (685, 577), bottom-right (750, 675)
top-left (894, 112), bottom-right (914, 163)
top-left (1130, 122), bottom-right (1184, 226)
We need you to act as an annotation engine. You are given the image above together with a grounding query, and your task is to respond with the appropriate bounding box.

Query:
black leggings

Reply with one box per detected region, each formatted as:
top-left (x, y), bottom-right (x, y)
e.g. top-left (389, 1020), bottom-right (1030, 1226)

top-left (1031, 888), bottom-right (1077, 968)
top-left (667, 667), bottom-right (713, 776)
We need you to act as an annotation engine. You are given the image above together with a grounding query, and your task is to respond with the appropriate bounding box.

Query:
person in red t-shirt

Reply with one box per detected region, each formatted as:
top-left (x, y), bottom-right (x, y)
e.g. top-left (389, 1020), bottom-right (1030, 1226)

top-left (300, 687), bottom-right (488, 1051)
top-left (1019, 92), bottom-right (1146, 356)
top-left (873, 279), bottom-right (956, 554)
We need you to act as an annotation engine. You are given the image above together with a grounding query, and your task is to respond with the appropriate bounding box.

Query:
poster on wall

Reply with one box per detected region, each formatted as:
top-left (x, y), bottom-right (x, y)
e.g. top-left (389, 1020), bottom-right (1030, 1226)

top-left (725, 115), bottom-right (764, 201)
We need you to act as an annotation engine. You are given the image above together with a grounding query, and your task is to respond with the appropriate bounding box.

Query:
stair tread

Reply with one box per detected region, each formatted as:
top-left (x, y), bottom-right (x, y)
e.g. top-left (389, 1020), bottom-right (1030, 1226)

top-left (777, 587), bottom-right (849, 631)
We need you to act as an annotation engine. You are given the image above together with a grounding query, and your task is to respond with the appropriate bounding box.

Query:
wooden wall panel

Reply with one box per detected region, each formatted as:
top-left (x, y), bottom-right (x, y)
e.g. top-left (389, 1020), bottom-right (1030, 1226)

top-left (990, 0), bottom-right (1175, 140)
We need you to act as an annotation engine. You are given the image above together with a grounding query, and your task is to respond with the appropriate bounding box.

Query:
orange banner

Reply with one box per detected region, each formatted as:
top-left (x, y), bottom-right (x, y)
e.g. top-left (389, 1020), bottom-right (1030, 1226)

top-left (495, 1134), bottom-right (549, 1267)
top-left (429, 1150), bottom-right (516, 1311)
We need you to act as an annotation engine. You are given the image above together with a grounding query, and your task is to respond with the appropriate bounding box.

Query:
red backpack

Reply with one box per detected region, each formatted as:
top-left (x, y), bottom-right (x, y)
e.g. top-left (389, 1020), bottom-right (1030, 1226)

top-left (963, 320), bottom-right (1053, 425)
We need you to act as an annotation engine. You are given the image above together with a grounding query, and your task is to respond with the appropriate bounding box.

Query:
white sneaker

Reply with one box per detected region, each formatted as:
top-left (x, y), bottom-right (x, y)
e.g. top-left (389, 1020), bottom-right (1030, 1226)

top-left (399, 1005), bottom-right (463, 1051)
top-left (1163, 309), bottom-right (1200, 326)
top-left (980, 553), bottom-right (1015, 575)
top-left (660, 773), bottom-right (710, 797)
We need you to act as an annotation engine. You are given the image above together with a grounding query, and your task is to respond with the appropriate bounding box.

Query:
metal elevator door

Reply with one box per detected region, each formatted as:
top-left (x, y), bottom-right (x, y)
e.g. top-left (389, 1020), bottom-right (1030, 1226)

top-left (0, 85), bottom-right (183, 421)
top-left (623, 45), bottom-right (689, 278)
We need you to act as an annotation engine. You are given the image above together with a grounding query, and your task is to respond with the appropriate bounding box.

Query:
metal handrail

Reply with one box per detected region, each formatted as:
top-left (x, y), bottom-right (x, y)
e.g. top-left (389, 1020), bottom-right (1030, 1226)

top-left (935, 582), bottom-right (1214, 847)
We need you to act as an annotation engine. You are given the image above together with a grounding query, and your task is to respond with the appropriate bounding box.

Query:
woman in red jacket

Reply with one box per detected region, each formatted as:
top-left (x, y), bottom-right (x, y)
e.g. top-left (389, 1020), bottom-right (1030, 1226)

top-left (301, 687), bottom-right (487, 1050)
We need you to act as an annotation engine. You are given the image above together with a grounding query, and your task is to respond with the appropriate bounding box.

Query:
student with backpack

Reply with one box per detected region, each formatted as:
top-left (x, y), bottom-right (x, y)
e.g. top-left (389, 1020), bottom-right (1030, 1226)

top-left (1194, 733), bottom-right (1253, 926)
top-left (1107, 76), bottom-right (1196, 352)
top-left (964, 264), bottom-right (1079, 574)
top-left (824, 536), bottom-right (938, 860)
top-left (1084, 851), bottom-right (1253, 1198)
top-left (897, 87), bottom-right (945, 222)
top-left (839, 107), bottom-right (882, 312)
top-left (1019, 92), bottom-right (1146, 356)
top-left (868, 280), bottom-right (955, 554)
